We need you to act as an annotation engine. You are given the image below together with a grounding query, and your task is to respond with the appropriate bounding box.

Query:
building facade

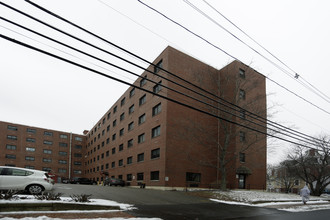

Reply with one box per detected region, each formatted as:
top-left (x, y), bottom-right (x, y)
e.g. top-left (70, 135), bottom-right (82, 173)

top-left (1, 46), bottom-right (267, 189)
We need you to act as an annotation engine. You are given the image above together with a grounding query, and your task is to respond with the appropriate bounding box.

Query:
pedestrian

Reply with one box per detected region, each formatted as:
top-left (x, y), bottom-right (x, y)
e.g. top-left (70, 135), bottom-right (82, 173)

top-left (300, 185), bottom-right (310, 205)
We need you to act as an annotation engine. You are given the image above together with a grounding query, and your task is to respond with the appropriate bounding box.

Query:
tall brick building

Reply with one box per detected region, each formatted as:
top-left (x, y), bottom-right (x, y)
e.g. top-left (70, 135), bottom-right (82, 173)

top-left (1, 46), bottom-right (267, 189)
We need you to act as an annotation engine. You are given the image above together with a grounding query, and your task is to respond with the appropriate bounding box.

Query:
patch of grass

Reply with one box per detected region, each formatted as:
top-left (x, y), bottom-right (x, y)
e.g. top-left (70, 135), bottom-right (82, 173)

top-left (0, 190), bottom-right (19, 200)
top-left (70, 194), bottom-right (92, 202)
top-left (34, 192), bottom-right (63, 201)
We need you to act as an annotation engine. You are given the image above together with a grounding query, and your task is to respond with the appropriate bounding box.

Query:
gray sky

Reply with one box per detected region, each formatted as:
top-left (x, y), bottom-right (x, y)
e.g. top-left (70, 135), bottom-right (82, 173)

top-left (1, 0), bottom-right (330, 164)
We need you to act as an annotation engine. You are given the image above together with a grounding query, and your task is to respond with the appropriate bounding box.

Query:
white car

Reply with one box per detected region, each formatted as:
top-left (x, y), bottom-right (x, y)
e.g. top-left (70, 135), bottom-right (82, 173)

top-left (0, 166), bottom-right (54, 194)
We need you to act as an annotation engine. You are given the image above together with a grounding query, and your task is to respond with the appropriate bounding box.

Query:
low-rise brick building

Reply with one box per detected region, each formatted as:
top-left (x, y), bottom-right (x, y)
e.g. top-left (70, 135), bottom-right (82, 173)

top-left (1, 46), bottom-right (267, 189)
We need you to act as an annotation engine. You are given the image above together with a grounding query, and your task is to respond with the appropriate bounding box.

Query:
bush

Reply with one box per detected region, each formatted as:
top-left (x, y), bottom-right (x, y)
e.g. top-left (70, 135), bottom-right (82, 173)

top-left (0, 190), bottom-right (19, 200)
top-left (70, 194), bottom-right (92, 202)
top-left (34, 192), bottom-right (63, 200)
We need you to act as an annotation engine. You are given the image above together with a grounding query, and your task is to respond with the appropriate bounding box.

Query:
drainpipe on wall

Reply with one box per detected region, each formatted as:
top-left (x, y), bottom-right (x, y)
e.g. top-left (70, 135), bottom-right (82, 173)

top-left (69, 132), bottom-right (72, 179)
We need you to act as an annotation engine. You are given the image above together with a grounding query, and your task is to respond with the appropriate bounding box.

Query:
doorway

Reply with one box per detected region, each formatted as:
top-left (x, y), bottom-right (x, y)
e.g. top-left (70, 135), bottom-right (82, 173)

top-left (238, 174), bottom-right (246, 189)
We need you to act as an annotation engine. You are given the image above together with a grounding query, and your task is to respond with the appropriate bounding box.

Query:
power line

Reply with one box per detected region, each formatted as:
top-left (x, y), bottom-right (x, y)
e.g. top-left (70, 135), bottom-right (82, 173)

top-left (17, 0), bottom-right (325, 144)
top-left (137, 0), bottom-right (330, 117)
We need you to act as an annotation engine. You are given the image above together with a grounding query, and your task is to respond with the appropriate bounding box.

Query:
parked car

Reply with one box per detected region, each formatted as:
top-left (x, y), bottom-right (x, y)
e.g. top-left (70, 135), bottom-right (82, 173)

top-left (0, 166), bottom-right (54, 194)
top-left (61, 178), bottom-right (70, 184)
top-left (104, 178), bottom-right (125, 186)
top-left (70, 177), bottom-right (96, 185)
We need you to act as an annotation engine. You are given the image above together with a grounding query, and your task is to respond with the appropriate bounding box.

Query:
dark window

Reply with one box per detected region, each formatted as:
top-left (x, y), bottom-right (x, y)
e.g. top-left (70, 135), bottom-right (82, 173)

top-left (102, 118), bottom-right (105, 124)
top-left (75, 137), bottom-right (83, 141)
top-left (113, 119), bottom-right (117, 127)
top-left (151, 148), bottom-right (160, 159)
top-left (119, 128), bottom-right (124, 136)
top-left (138, 114), bottom-right (146, 125)
top-left (107, 112), bottom-right (111, 119)
top-left (139, 94), bottom-right (146, 106)
top-left (186, 172), bottom-right (201, 182)
top-left (7, 135), bottom-right (17, 140)
top-left (152, 103), bottom-right (162, 116)
top-left (127, 173), bottom-right (133, 181)
top-left (111, 161), bottom-right (115, 168)
top-left (239, 152), bottom-right (246, 162)
top-left (43, 158), bottom-right (52, 163)
top-left (59, 151), bottom-right (67, 156)
top-left (107, 125), bottom-right (110, 132)
top-left (240, 110), bottom-right (246, 119)
top-left (129, 104), bottom-right (135, 114)
top-left (106, 138), bottom-right (110, 144)
top-left (112, 133), bottom-right (116, 141)
top-left (128, 122), bottom-right (134, 131)
top-left (154, 60), bottom-right (163, 73)
top-left (74, 161), bottom-right (82, 165)
top-left (43, 140), bottom-right (53, 145)
top-left (128, 139), bottom-right (133, 148)
top-left (27, 128), bottom-right (36, 134)
top-left (26, 138), bottom-right (35, 143)
top-left (119, 144), bottom-right (124, 151)
top-left (121, 97), bottom-right (126, 106)
top-left (138, 133), bottom-right (145, 144)
top-left (113, 106), bottom-right (117, 113)
top-left (137, 153), bottom-right (144, 162)
top-left (239, 131), bottom-right (246, 142)
top-left (239, 89), bottom-right (246, 100)
top-left (44, 131), bottom-right (53, 136)
top-left (60, 134), bottom-right (68, 139)
top-left (7, 125), bottom-right (17, 131)
top-left (25, 156), bottom-right (35, 161)
top-left (127, 156), bottom-right (133, 164)
top-left (59, 142), bottom-right (68, 147)
top-left (106, 150), bottom-right (110, 157)
top-left (74, 153), bottom-right (82, 157)
top-left (106, 163), bottom-right (109, 169)
top-left (151, 126), bottom-right (161, 138)
top-left (6, 144), bottom-right (16, 150)
top-left (150, 171), bottom-right (159, 181)
top-left (153, 81), bottom-right (162, 94)
top-left (239, 68), bottom-right (245, 79)
top-left (59, 160), bottom-right (67, 164)
top-left (75, 145), bottom-right (82, 149)
top-left (140, 76), bottom-right (147, 87)
top-left (118, 159), bottom-right (123, 166)
top-left (5, 154), bottom-right (16, 159)
top-left (129, 88), bottom-right (135, 97)
top-left (43, 149), bottom-right (52, 154)
top-left (137, 172), bottom-right (144, 181)
top-left (112, 147), bottom-right (116, 154)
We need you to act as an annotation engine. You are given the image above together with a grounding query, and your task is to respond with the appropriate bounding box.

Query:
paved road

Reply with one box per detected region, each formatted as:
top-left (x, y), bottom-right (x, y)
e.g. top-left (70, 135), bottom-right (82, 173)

top-left (52, 184), bottom-right (330, 219)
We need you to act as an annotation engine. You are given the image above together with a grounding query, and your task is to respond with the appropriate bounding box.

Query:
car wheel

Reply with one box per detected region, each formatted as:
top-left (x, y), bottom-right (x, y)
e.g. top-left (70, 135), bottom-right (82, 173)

top-left (27, 185), bottom-right (43, 194)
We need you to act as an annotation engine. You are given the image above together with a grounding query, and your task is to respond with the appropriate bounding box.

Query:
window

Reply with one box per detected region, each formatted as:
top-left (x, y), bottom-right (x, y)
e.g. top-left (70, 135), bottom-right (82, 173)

top-left (43, 140), bottom-right (53, 145)
top-left (239, 131), bottom-right (246, 142)
top-left (118, 159), bottom-right (123, 167)
top-left (112, 133), bottom-right (116, 141)
top-left (106, 163), bottom-right (109, 169)
top-left (42, 167), bottom-right (51, 172)
top-left (6, 144), bottom-right (16, 150)
top-left (186, 172), bottom-right (201, 182)
top-left (5, 154), bottom-right (16, 159)
top-left (112, 147), bottom-right (116, 154)
top-left (239, 68), bottom-right (245, 79)
top-left (111, 161), bottom-right (115, 168)
top-left (138, 133), bottom-right (145, 144)
top-left (7, 135), bottom-right (17, 140)
top-left (60, 134), bottom-right (68, 139)
top-left (27, 128), bottom-right (36, 134)
top-left (150, 171), bottom-right (159, 181)
top-left (106, 138), bottom-right (110, 144)
top-left (128, 122), bottom-right (134, 131)
top-left (127, 139), bottom-right (133, 148)
top-left (138, 114), bottom-right (146, 125)
top-left (129, 104), bottom-right (134, 114)
top-left (7, 125), bottom-right (17, 131)
top-left (102, 118), bottom-right (105, 124)
top-left (239, 109), bottom-right (246, 119)
top-left (151, 148), bottom-right (160, 159)
top-left (121, 97), bottom-right (126, 106)
top-left (26, 138), bottom-right (35, 143)
top-left (25, 156), bottom-right (35, 161)
top-left (107, 125), bottom-right (110, 132)
top-left (119, 144), bottom-right (124, 151)
top-left (59, 142), bottom-right (67, 147)
top-left (137, 173), bottom-right (144, 181)
top-left (59, 160), bottom-right (67, 164)
top-left (152, 103), bottom-right (162, 116)
top-left (154, 60), bottom-right (163, 73)
top-left (102, 130), bottom-right (105, 136)
top-left (137, 153), bottom-right (144, 162)
top-left (74, 153), bottom-right (82, 158)
top-left (106, 150), bottom-right (109, 157)
top-left (140, 76), bottom-right (147, 87)
top-left (74, 161), bottom-right (82, 165)
top-left (26, 147), bottom-right (35, 152)
top-left (139, 94), bottom-right (146, 106)
top-left (113, 105), bottom-right (117, 113)
top-left (59, 151), bottom-right (67, 156)
top-left (75, 136), bottom-right (83, 141)
top-left (74, 170), bottom-right (82, 174)
top-left (129, 88), bottom-right (135, 98)
top-left (58, 168), bottom-right (67, 173)
top-left (151, 126), bottom-right (161, 138)
top-left (75, 145), bottom-right (82, 149)
top-left (107, 112), bottom-right (111, 119)
top-left (127, 156), bottom-right (133, 165)
top-left (119, 128), bottom-right (124, 136)
top-left (239, 152), bottom-right (246, 163)
top-left (127, 174), bottom-right (133, 181)
top-left (153, 81), bottom-right (162, 94)
top-left (43, 149), bottom-right (52, 154)
top-left (44, 131), bottom-right (53, 136)
top-left (25, 165), bottom-right (34, 169)
top-left (239, 89), bottom-right (246, 100)
top-left (113, 119), bottom-right (117, 127)
top-left (43, 158), bottom-right (52, 163)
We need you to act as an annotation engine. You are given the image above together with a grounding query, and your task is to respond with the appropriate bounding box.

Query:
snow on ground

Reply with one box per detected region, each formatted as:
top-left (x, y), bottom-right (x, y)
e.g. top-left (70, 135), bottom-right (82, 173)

top-left (211, 190), bottom-right (330, 212)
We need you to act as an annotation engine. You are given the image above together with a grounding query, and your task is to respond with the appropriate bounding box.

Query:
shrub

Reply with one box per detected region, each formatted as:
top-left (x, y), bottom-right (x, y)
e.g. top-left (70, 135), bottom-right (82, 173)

top-left (0, 190), bottom-right (19, 200)
top-left (34, 192), bottom-right (63, 200)
top-left (70, 194), bottom-right (92, 202)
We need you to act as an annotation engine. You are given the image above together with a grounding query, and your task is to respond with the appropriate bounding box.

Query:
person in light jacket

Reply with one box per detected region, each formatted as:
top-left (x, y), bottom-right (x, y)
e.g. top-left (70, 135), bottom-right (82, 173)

top-left (300, 185), bottom-right (310, 205)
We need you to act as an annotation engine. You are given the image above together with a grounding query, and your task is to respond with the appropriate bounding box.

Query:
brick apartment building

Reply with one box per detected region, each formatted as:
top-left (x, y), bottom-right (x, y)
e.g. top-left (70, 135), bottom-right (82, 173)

top-left (1, 46), bottom-right (267, 189)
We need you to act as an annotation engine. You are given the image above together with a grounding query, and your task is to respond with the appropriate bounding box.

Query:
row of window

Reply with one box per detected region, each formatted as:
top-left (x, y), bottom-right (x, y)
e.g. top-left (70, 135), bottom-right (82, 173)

top-left (6, 136), bottom-right (83, 147)
top-left (1, 165), bottom-right (82, 174)
top-left (87, 148), bottom-right (160, 167)
top-left (5, 153), bottom-right (82, 159)
top-left (5, 145), bottom-right (81, 153)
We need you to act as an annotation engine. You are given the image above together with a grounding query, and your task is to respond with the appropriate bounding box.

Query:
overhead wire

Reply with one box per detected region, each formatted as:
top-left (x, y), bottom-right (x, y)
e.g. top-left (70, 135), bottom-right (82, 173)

top-left (21, 0), bottom-right (325, 145)
top-left (137, 0), bottom-right (330, 116)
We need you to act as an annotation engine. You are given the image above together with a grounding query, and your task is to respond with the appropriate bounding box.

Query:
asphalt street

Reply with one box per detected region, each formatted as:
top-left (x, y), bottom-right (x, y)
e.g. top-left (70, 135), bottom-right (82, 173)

top-left (53, 184), bottom-right (330, 219)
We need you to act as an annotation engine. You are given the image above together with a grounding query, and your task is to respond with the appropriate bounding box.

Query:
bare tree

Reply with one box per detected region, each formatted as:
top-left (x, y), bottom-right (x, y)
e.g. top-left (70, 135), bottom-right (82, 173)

top-left (284, 135), bottom-right (330, 196)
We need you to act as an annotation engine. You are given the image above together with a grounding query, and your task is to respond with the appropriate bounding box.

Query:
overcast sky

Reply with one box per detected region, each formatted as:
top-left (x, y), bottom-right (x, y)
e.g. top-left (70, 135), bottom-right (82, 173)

top-left (1, 0), bottom-right (330, 164)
